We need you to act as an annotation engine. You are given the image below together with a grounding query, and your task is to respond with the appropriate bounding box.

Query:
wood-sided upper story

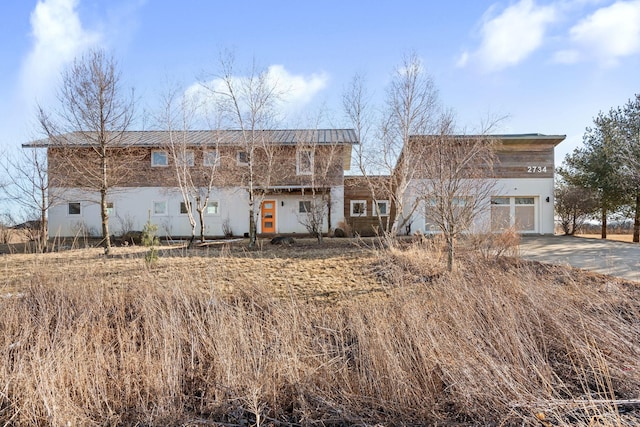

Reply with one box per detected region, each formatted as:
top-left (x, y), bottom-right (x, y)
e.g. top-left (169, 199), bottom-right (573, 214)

top-left (26, 129), bottom-right (358, 190)
top-left (404, 134), bottom-right (565, 180)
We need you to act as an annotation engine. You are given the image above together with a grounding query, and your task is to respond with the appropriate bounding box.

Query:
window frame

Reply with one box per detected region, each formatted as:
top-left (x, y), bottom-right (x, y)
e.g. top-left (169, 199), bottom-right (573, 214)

top-left (179, 201), bottom-right (192, 215)
top-left (350, 200), bottom-right (367, 217)
top-left (373, 200), bottom-right (390, 217)
top-left (205, 200), bottom-right (220, 216)
top-left (67, 202), bottom-right (81, 216)
top-left (203, 150), bottom-right (219, 167)
top-left (151, 150), bottom-right (169, 167)
top-left (237, 150), bottom-right (250, 166)
top-left (176, 150), bottom-right (195, 167)
top-left (152, 200), bottom-right (168, 216)
top-left (299, 200), bottom-right (312, 214)
top-left (296, 148), bottom-right (314, 175)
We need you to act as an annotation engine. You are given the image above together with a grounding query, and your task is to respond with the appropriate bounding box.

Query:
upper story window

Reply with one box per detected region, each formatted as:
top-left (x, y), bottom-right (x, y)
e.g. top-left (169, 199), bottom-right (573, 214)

top-left (106, 201), bottom-right (114, 216)
top-left (203, 150), bottom-right (219, 167)
top-left (297, 149), bottom-right (314, 175)
top-left (151, 150), bottom-right (168, 167)
top-left (180, 201), bottom-right (192, 214)
top-left (237, 150), bottom-right (250, 166)
top-left (350, 200), bottom-right (367, 217)
top-left (176, 150), bottom-right (195, 167)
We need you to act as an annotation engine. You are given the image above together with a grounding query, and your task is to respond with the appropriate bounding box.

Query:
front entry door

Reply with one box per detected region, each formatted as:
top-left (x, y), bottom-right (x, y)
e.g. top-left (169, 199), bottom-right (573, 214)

top-left (261, 200), bottom-right (276, 233)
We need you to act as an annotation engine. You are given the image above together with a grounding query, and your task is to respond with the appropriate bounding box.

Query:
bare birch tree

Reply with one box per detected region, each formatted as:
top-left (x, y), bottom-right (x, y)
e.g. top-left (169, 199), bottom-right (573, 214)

top-left (201, 52), bottom-right (282, 248)
top-left (343, 54), bottom-right (439, 242)
top-left (159, 86), bottom-right (224, 246)
top-left (37, 49), bottom-right (135, 255)
top-left (295, 127), bottom-right (344, 243)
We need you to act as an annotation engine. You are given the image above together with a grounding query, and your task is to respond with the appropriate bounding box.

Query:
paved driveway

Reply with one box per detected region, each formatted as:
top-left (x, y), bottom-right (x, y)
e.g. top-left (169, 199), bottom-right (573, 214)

top-left (518, 235), bottom-right (640, 282)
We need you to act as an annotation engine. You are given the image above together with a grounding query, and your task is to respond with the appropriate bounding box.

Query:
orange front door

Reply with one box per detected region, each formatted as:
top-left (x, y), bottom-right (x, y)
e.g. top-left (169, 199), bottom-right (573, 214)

top-left (261, 200), bottom-right (276, 233)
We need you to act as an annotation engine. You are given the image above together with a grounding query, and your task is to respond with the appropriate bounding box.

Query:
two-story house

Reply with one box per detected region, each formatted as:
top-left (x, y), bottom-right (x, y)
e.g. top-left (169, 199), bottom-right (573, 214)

top-left (28, 129), bottom-right (358, 239)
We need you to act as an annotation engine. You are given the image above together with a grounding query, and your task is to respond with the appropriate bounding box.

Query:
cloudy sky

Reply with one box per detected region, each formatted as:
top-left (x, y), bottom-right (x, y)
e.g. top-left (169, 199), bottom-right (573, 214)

top-left (1, 0), bottom-right (639, 164)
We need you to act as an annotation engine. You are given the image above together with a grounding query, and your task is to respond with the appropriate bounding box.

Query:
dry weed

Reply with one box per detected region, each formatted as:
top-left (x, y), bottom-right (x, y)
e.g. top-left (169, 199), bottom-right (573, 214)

top-left (0, 240), bottom-right (639, 425)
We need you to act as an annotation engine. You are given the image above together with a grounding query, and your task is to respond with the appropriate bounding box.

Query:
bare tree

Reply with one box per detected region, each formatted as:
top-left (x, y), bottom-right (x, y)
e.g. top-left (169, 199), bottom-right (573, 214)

top-left (343, 54), bottom-right (440, 242)
top-left (554, 177), bottom-right (598, 235)
top-left (0, 146), bottom-right (59, 251)
top-left (37, 49), bottom-right (135, 255)
top-left (201, 52), bottom-right (283, 248)
top-left (159, 86), bottom-right (224, 246)
top-left (412, 116), bottom-right (498, 271)
top-left (295, 127), bottom-right (344, 243)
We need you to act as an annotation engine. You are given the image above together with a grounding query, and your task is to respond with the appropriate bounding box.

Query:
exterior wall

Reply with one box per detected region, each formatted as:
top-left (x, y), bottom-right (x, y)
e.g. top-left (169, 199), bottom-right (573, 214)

top-left (405, 177), bottom-right (555, 235)
top-left (343, 176), bottom-right (396, 236)
top-left (48, 186), bottom-right (346, 238)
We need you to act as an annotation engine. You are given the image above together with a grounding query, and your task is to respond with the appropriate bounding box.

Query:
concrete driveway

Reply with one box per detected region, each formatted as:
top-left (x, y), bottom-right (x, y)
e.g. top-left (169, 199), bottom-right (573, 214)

top-left (518, 235), bottom-right (640, 282)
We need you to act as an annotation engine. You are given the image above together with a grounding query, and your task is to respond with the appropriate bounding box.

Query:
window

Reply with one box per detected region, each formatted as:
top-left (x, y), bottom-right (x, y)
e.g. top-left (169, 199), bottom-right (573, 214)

top-left (68, 202), bottom-right (81, 215)
top-left (203, 150), bottom-right (219, 167)
top-left (373, 200), bottom-right (389, 216)
top-left (153, 201), bottom-right (167, 216)
top-left (176, 150), bottom-right (195, 167)
top-left (491, 196), bottom-right (537, 232)
top-left (237, 150), bottom-right (249, 165)
top-left (299, 200), bottom-right (312, 213)
top-left (205, 201), bottom-right (219, 215)
top-left (106, 202), bottom-right (114, 216)
top-left (350, 200), bottom-right (367, 216)
top-left (151, 150), bottom-right (168, 167)
top-left (180, 201), bottom-right (192, 214)
top-left (296, 149), bottom-right (314, 175)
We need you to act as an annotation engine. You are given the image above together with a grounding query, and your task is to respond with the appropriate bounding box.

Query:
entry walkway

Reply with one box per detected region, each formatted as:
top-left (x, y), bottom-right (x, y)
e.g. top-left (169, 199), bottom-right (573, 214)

top-left (518, 235), bottom-right (640, 282)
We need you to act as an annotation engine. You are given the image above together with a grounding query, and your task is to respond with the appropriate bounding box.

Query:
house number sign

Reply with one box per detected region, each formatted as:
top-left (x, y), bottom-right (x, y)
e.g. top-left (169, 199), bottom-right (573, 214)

top-left (527, 166), bottom-right (548, 173)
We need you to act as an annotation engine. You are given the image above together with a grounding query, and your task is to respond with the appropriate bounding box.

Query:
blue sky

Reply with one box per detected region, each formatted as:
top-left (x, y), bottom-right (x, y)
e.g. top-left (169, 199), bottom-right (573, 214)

top-left (1, 0), bottom-right (639, 165)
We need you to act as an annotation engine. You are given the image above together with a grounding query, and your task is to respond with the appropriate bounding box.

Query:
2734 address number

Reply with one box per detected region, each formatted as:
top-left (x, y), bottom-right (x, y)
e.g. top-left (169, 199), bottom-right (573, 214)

top-left (527, 166), bottom-right (548, 173)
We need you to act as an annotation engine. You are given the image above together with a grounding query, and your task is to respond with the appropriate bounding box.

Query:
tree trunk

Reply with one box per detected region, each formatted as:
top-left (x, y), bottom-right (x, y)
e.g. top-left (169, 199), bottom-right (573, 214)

top-left (101, 188), bottom-right (111, 255)
top-left (40, 186), bottom-right (48, 253)
top-left (601, 208), bottom-right (607, 239)
top-left (248, 199), bottom-right (257, 248)
top-left (634, 194), bottom-right (640, 243)
top-left (447, 237), bottom-right (454, 272)
top-left (198, 208), bottom-right (205, 243)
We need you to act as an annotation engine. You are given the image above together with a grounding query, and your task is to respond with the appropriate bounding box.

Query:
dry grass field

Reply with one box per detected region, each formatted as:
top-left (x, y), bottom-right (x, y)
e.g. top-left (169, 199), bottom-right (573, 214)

top-left (576, 233), bottom-right (636, 243)
top-left (1, 237), bottom-right (639, 426)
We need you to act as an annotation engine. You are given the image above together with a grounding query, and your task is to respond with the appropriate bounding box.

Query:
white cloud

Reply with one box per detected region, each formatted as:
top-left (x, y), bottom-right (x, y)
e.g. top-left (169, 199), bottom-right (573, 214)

top-left (560, 0), bottom-right (640, 65)
top-left (20, 0), bottom-right (101, 105)
top-left (186, 65), bottom-right (329, 120)
top-left (460, 0), bottom-right (557, 71)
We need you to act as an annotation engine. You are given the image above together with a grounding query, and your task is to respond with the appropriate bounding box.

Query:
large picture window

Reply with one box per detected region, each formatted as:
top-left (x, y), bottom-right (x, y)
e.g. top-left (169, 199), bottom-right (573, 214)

top-left (491, 196), bottom-right (537, 232)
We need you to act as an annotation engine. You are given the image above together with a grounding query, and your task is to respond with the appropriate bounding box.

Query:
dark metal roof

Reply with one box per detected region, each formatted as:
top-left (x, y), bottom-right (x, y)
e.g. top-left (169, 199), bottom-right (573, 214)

top-left (409, 133), bottom-right (566, 146)
top-left (23, 129), bottom-right (359, 148)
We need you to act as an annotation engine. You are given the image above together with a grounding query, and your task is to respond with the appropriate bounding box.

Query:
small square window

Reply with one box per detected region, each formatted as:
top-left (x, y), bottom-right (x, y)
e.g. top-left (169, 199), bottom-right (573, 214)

top-left (297, 149), bottom-right (314, 175)
top-left (374, 200), bottom-right (389, 216)
top-left (177, 150), bottom-right (195, 167)
top-left (299, 201), bottom-right (312, 213)
top-left (106, 202), bottom-right (114, 216)
top-left (153, 201), bottom-right (167, 216)
top-left (152, 150), bottom-right (168, 167)
top-left (350, 200), bottom-right (367, 217)
top-left (180, 201), bottom-right (192, 215)
top-left (206, 201), bottom-right (219, 215)
top-left (68, 202), bottom-right (81, 215)
top-left (237, 151), bottom-right (249, 165)
top-left (203, 150), bottom-right (219, 167)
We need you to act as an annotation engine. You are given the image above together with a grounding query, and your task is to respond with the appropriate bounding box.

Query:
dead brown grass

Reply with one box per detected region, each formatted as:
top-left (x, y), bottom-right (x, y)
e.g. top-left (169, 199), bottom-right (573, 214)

top-left (1, 238), bottom-right (639, 425)
top-left (576, 233), bottom-right (637, 243)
